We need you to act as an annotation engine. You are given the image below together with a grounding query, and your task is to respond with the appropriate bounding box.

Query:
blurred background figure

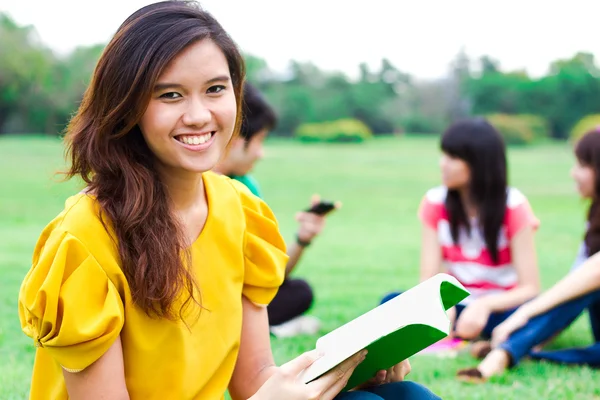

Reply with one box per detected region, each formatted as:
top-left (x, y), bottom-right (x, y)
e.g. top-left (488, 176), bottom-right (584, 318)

top-left (381, 118), bottom-right (540, 348)
top-left (458, 127), bottom-right (600, 383)
top-left (214, 82), bottom-right (340, 337)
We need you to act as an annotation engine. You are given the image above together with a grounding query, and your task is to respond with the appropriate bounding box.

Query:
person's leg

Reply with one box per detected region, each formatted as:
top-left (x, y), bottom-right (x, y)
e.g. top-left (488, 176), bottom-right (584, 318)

top-left (480, 307), bottom-right (518, 339)
top-left (529, 342), bottom-right (600, 367)
top-left (380, 291), bottom-right (403, 305)
top-left (334, 391), bottom-right (381, 400)
top-left (464, 306), bottom-right (519, 359)
top-left (451, 304), bottom-right (466, 332)
top-left (335, 382), bottom-right (441, 400)
top-left (267, 278), bottom-right (314, 326)
top-left (458, 290), bottom-right (600, 382)
top-left (366, 381), bottom-right (441, 400)
top-left (589, 299), bottom-right (600, 342)
top-left (499, 290), bottom-right (600, 366)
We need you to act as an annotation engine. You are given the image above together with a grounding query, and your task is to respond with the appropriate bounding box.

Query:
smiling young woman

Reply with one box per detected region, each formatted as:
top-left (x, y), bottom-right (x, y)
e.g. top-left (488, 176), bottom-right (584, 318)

top-left (17, 2), bottom-right (441, 399)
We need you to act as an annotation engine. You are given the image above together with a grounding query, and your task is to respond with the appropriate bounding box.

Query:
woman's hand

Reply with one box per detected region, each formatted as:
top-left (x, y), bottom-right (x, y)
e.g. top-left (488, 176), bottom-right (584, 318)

top-left (491, 310), bottom-right (530, 347)
top-left (455, 300), bottom-right (492, 339)
top-left (352, 359), bottom-right (411, 390)
top-left (250, 350), bottom-right (367, 400)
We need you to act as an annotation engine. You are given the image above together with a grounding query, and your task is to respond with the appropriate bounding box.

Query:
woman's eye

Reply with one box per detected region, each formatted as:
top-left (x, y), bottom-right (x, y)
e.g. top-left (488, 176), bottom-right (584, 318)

top-left (159, 92), bottom-right (182, 99)
top-left (207, 85), bottom-right (226, 94)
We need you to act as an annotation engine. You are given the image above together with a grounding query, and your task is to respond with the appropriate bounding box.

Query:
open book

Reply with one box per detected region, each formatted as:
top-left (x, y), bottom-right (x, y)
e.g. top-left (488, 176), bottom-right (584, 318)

top-left (297, 273), bottom-right (470, 391)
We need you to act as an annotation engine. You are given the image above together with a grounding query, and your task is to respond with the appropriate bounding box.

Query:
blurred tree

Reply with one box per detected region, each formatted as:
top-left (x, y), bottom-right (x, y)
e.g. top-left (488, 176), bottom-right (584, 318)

top-left (446, 47), bottom-right (472, 121)
top-left (1, 12), bottom-right (599, 140)
top-left (466, 52), bottom-right (600, 138)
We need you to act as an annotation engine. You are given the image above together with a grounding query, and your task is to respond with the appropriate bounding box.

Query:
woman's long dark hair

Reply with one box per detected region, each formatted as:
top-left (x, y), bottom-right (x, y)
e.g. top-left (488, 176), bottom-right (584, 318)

top-left (441, 118), bottom-right (508, 264)
top-left (575, 128), bottom-right (600, 256)
top-left (64, 1), bottom-right (246, 320)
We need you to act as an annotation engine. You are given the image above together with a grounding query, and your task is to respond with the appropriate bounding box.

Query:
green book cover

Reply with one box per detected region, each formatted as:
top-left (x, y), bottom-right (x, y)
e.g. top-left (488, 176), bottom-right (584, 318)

top-left (298, 273), bottom-right (470, 391)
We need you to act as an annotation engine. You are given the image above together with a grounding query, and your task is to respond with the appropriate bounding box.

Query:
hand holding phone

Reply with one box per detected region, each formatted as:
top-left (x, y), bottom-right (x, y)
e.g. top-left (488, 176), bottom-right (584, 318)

top-left (305, 201), bottom-right (335, 216)
top-left (304, 198), bottom-right (341, 216)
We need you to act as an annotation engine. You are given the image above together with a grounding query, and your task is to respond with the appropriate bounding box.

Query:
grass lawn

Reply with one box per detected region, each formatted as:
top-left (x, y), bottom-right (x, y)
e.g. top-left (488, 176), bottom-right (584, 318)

top-left (1, 134), bottom-right (599, 399)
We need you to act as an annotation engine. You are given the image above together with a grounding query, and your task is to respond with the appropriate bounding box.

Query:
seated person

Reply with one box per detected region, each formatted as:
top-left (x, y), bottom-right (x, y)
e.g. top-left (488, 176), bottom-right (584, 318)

top-left (213, 82), bottom-right (338, 337)
top-left (457, 128), bottom-right (600, 382)
top-left (381, 118), bottom-right (540, 345)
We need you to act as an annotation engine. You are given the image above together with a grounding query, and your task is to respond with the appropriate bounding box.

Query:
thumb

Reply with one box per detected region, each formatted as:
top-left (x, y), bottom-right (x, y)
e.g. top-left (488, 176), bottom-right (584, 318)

top-left (311, 194), bottom-right (321, 206)
top-left (281, 350), bottom-right (322, 376)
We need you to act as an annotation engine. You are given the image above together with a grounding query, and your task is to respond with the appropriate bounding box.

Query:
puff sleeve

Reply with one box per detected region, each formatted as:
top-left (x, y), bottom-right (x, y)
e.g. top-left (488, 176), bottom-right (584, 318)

top-left (18, 228), bottom-right (124, 372)
top-left (231, 181), bottom-right (289, 307)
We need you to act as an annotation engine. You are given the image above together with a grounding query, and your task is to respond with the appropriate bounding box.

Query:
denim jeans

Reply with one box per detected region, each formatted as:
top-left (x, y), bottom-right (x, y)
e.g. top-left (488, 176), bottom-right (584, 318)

top-left (334, 381), bottom-right (441, 400)
top-left (500, 290), bottom-right (600, 367)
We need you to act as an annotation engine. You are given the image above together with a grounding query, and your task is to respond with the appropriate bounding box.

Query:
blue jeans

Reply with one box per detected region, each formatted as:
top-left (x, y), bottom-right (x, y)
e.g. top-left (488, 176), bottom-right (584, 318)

top-left (335, 381), bottom-right (441, 400)
top-left (381, 292), bottom-right (518, 339)
top-left (499, 290), bottom-right (600, 367)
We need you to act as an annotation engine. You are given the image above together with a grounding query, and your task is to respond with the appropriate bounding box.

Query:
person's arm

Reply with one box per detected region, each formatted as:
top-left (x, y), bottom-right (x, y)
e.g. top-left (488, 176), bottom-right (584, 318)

top-left (420, 224), bottom-right (442, 281)
top-left (229, 298), bottom-right (368, 400)
top-left (228, 297), bottom-right (278, 399)
top-left (285, 241), bottom-right (307, 277)
top-left (478, 225), bottom-right (540, 312)
top-left (62, 336), bottom-right (129, 400)
top-left (492, 250), bottom-right (600, 346)
top-left (455, 225), bottom-right (540, 339)
top-left (285, 196), bottom-right (338, 277)
top-left (520, 251), bottom-right (600, 318)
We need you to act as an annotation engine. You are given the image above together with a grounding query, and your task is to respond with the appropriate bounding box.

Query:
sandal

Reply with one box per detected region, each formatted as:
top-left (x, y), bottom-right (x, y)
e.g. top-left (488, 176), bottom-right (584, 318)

top-left (456, 367), bottom-right (487, 384)
top-left (470, 341), bottom-right (492, 359)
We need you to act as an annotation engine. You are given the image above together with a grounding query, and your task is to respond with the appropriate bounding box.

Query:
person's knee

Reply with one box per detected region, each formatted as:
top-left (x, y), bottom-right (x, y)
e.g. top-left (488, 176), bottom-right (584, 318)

top-left (370, 381), bottom-right (441, 400)
top-left (334, 391), bottom-right (380, 400)
top-left (397, 381), bottom-right (441, 399)
top-left (296, 279), bottom-right (314, 310)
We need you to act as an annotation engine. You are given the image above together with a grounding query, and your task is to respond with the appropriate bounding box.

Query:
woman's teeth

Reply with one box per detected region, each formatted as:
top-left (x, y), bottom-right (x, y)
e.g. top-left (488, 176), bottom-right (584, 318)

top-left (177, 133), bottom-right (212, 145)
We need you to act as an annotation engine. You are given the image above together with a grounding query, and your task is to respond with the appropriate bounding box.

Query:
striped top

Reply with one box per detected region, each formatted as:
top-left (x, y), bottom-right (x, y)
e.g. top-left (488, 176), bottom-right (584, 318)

top-left (419, 186), bottom-right (539, 302)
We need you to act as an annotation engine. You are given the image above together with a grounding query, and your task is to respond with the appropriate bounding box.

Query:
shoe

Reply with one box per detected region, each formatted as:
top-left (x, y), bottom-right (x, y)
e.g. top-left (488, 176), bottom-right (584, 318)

top-left (270, 316), bottom-right (321, 338)
top-left (456, 368), bottom-right (487, 384)
top-left (470, 341), bottom-right (492, 359)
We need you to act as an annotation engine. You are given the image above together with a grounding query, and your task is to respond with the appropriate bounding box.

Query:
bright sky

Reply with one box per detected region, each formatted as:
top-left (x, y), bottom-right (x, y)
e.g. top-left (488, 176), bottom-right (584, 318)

top-left (2, 0), bottom-right (599, 80)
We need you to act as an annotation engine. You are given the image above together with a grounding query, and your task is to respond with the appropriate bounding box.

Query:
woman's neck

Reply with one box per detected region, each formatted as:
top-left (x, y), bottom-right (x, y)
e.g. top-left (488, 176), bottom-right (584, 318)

top-left (156, 164), bottom-right (205, 212)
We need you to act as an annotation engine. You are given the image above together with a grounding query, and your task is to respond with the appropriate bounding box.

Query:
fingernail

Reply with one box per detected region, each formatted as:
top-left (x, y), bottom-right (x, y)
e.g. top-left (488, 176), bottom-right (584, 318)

top-left (361, 350), bottom-right (368, 357)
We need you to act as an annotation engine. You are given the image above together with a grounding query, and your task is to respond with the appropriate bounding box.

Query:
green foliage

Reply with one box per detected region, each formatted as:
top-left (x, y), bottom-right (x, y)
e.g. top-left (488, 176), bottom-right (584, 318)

top-left (515, 114), bottom-right (551, 141)
top-left (400, 114), bottom-right (444, 134)
top-left (467, 53), bottom-right (600, 139)
top-left (0, 13), bottom-right (103, 134)
top-left (485, 114), bottom-right (549, 146)
top-left (569, 114), bottom-right (600, 142)
top-left (295, 119), bottom-right (373, 143)
top-left (2, 10), bottom-right (600, 143)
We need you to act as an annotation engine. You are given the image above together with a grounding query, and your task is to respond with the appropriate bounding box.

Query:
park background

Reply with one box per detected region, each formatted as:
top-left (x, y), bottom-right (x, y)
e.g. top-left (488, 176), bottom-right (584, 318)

top-left (2, 0), bottom-right (600, 398)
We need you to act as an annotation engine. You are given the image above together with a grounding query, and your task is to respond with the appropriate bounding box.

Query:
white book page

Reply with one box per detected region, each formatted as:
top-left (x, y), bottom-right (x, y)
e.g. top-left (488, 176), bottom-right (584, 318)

top-left (298, 274), bottom-right (462, 384)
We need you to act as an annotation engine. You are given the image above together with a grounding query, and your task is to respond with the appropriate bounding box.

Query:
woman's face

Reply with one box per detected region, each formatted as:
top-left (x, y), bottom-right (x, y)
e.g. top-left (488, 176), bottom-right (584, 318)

top-left (571, 159), bottom-right (596, 199)
top-left (440, 152), bottom-right (471, 190)
top-left (138, 39), bottom-right (237, 176)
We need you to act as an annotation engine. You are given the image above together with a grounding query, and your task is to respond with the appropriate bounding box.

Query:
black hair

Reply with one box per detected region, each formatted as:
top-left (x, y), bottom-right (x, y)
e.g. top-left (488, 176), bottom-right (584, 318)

top-left (441, 118), bottom-right (508, 264)
top-left (575, 128), bottom-right (600, 256)
top-left (240, 82), bottom-right (277, 142)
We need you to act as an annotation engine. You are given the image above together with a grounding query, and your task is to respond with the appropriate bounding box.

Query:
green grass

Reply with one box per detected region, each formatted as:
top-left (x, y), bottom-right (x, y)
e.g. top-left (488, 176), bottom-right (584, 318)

top-left (1, 134), bottom-right (599, 399)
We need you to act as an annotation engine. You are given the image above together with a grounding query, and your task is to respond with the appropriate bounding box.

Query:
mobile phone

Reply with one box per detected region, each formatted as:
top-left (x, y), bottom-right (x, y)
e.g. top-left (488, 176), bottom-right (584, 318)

top-left (305, 200), bottom-right (336, 216)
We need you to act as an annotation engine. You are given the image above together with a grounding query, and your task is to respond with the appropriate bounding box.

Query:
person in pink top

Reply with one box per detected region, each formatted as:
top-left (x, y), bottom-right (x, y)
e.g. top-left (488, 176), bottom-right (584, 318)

top-left (382, 118), bottom-right (541, 345)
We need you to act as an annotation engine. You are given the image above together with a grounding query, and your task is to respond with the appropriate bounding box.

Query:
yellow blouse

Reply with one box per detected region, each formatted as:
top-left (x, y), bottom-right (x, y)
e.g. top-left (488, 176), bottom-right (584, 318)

top-left (18, 172), bottom-right (288, 399)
